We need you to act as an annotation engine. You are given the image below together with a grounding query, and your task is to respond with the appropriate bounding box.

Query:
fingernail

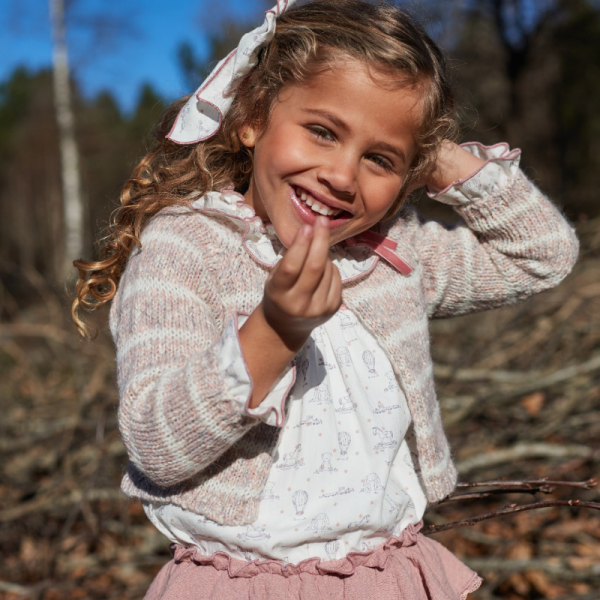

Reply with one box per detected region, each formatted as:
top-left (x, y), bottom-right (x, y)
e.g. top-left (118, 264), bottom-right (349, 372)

top-left (301, 225), bottom-right (312, 236)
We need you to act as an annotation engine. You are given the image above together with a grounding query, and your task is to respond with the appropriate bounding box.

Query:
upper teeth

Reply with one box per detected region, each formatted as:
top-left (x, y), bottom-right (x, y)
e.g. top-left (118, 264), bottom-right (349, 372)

top-left (298, 190), bottom-right (342, 217)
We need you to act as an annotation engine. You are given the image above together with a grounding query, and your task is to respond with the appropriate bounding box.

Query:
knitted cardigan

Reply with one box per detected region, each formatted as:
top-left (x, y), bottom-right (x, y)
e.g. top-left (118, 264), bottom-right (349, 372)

top-left (111, 170), bottom-right (578, 526)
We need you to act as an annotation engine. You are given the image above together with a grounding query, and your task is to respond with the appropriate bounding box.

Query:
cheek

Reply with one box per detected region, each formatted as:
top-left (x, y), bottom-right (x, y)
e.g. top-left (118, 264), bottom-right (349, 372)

top-left (364, 182), bottom-right (402, 222)
top-left (257, 130), bottom-right (315, 179)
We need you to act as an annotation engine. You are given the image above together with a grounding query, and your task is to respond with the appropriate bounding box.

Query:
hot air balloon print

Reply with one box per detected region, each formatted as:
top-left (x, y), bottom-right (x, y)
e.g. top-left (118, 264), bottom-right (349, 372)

top-left (292, 490), bottom-right (308, 516)
top-left (362, 350), bottom-right (378, 377)
top-left (338, 431), bottom-right (351, 455)
top-left (300, 358), bottom-right (310, 387)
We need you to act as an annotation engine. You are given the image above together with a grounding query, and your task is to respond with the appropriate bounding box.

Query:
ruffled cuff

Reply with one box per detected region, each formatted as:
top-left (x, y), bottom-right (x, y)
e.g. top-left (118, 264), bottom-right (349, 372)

top-left (427, 142), bottom-right (522, 206)
top-left (216, 313), bottom-right (294, 427)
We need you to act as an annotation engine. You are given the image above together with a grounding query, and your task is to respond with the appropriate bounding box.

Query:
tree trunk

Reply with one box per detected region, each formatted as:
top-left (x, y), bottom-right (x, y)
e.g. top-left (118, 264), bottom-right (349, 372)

top-left (50, 0), bottom-right (84, 281)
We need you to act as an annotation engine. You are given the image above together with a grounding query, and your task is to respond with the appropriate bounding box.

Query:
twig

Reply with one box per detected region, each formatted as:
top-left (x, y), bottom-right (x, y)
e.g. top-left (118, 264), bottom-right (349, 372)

top-left (549, 594), bottom-right (600, 600)
top-left (473, 294), bottom-right (585, 370)
top-left (486, 353), bottom-right (600, 403)
top-left (462, 557), bottom-right (600, 582)
top-left (424, 499), bottom-right (600, 534)
top-left (434, 353), bottom-right (600, 401)
top-left (0, 323), bottom-right (70, 345)
top-left (440, 487), bottom-right (553, 502)
top-left (0, 417), bottom-right (79, 452)
top-left (455, 442), bottom-right (594, 474)
top-left (440, 476), bottom-right (596, 501)
top-left (0, 579), bottom-right (43, 597)
top-left (455, 478), bottom-right (597, 490)
top-left (0, 488), bottom-right (126, 523)
top-left (0, 415), bottom-right (118, 453)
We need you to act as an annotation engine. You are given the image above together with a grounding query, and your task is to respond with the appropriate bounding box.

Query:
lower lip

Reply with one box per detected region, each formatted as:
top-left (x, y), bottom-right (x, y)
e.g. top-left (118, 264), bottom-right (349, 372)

top-left (289, 186), bottom-right (351, 231)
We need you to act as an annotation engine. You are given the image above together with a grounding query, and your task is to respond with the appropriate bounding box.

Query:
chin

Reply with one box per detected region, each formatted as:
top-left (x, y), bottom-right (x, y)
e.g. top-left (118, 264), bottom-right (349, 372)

top-left (273, 226), bottom-right (297, 250)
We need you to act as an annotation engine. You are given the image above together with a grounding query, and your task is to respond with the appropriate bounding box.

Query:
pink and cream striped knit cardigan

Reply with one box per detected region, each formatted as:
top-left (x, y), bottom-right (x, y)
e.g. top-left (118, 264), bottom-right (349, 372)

top-left (111, 171), bottom-right (578, 526)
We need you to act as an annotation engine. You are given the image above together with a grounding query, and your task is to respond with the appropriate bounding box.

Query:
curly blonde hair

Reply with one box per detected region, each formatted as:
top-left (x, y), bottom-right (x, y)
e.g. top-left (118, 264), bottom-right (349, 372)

top-left (72, 0), bottom-right (456, 337)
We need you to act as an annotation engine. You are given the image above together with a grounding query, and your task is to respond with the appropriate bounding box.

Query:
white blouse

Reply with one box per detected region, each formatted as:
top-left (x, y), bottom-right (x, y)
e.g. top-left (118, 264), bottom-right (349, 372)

top-left (145, 305), bottom-right (427, 564)
top-left (143, 143), bottom-right (520, 565)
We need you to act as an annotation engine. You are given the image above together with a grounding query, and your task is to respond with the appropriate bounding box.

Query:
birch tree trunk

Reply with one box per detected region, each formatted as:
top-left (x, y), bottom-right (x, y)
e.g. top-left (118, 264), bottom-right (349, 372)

top-left (50, 0), bottom-right (84, 280)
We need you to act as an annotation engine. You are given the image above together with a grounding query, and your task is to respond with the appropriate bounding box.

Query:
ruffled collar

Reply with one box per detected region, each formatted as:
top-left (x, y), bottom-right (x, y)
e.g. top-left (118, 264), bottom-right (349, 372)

top-left (191, 188), bottom-right (384, 283)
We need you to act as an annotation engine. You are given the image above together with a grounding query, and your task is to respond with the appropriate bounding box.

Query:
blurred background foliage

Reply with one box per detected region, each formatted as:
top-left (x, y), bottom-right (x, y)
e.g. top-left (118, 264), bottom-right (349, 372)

top-left (0, 0), bottom-right (598, 285)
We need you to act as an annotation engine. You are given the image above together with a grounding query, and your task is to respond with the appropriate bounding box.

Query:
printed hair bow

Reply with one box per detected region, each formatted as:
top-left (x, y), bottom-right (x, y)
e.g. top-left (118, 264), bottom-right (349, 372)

top-left (167, 0), bottom-right (297, 145)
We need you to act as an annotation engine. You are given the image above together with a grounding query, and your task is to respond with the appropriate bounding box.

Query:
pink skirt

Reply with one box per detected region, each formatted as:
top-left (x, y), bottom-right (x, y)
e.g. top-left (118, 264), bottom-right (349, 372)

top-left (144, 523), bottom-right (482, 600)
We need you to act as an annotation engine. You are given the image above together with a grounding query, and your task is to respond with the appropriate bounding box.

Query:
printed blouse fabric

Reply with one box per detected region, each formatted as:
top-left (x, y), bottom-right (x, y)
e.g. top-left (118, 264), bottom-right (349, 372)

top-left (137, 143), bottom-right (523, 565)
top-left (144, 307), bottom-right (427, 564)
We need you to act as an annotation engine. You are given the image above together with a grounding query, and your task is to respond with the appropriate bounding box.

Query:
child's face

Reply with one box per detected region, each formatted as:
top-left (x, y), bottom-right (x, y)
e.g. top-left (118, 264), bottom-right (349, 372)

top-left (241, 59), bottom-right (423, 248)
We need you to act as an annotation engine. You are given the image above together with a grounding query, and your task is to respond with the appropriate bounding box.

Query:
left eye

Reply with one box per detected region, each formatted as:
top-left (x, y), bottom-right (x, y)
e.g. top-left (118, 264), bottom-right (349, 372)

top-left (308, 125), bottom-right (335, 141)
top-left (368, 155), bottom-right (393, 171)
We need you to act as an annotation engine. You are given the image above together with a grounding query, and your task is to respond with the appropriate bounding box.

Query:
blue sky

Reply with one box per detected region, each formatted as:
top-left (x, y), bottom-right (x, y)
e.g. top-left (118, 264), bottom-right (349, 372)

top-left (1, 0), bottom-right (269, 113)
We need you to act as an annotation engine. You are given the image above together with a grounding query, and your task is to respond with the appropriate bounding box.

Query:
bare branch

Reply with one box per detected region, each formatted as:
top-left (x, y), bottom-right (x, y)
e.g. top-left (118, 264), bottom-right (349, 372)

top-left (463, 557), bottom-right (600, 582)
top-left (440, 487), bottom-right (553, 502)
top-left (0, 488), bottom-right (126, 523)
top-left (456, 442), bottom-right (594, 475)
top-left (455, 478), bottom-right (597, 490)
top-left (424, 499), bottom-right (600, 535)
top-left (434, 479), bottom-right (596, 505)
top-left (434, 353), bottom-right (600, 388)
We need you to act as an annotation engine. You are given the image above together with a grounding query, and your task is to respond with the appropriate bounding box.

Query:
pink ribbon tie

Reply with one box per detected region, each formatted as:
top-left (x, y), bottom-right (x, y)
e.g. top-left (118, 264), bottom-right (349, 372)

top-left (345, 231), bottom-right (413, 276)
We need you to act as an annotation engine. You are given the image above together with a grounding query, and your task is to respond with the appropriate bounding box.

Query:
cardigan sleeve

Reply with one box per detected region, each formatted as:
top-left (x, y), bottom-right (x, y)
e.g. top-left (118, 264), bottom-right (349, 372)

top-left (111, 209), bottom-right (289, 488)
top-left (411, 143), bottom-right (579, 319)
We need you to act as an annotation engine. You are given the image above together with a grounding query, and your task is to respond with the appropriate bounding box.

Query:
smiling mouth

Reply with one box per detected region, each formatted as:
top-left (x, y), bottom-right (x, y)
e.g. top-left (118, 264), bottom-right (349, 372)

top-left (293, 186), bottom-right (351, 219)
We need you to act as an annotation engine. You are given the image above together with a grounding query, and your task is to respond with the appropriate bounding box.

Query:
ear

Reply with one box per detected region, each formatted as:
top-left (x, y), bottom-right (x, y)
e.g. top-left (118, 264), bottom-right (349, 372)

top-left (238, 125), bottom-right (257, 148)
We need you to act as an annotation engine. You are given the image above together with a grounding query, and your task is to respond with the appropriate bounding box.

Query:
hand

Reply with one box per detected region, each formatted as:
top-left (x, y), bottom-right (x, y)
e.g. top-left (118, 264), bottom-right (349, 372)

top-left (262, 216), bottom-right (342, 352)
top-left (407, 141), bottom-right (485, 194)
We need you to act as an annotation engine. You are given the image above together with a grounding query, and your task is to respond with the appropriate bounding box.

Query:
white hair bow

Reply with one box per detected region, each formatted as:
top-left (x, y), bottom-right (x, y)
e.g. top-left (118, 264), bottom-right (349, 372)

top-left (167, 0), bottom-right (297, 145)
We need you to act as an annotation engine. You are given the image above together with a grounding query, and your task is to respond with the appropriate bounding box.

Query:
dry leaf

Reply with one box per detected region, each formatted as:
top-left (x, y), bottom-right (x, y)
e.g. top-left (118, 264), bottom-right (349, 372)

top-left (567, 555), bottom-right (598, 569)
top-left (521, 391), bottom-right (546, 415)
top-left (525, 571), bottom-right (558, 598)
top-left (575, 541), bottom-right (600, 558)
top-left (507, 541), bottom-right (533, 559)
top-left (506, 572), bottom-right (531, 595)
top-left (19, 536), bottom-right (37, 563)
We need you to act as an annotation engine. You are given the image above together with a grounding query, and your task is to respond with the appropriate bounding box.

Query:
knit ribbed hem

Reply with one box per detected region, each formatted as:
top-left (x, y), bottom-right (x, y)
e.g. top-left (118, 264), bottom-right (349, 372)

top-left (121, 472), bottom-right (263, 527)
top-left (423, 462), bottom-right (459, 504)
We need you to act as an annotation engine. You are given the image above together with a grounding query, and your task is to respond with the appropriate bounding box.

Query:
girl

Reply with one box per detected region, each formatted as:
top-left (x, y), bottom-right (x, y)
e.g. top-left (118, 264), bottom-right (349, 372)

top-left (73, 0), bottom-right (578, 598)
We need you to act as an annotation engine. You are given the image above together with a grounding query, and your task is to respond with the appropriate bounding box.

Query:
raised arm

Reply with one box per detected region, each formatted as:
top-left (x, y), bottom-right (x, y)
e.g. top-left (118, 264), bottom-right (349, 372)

top-left (406, 143), bottom-right (579, 318)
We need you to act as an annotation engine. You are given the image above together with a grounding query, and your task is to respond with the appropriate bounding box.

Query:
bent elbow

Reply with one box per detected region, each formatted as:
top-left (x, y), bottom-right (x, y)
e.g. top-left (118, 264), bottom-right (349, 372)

top-left (543, 224), bottom-right (579, 284)
top-left (120, 420), bottom-right (212, 488)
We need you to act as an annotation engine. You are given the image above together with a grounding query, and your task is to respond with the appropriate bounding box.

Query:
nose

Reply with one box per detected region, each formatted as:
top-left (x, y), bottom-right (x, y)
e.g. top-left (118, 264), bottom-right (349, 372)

top-left (317, 151), bottom-right (358, 196)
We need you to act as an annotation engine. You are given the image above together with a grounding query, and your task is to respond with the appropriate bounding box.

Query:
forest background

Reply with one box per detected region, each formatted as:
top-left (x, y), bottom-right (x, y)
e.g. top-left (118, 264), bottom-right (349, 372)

top-left (1, 0), bottom-right (599, 599)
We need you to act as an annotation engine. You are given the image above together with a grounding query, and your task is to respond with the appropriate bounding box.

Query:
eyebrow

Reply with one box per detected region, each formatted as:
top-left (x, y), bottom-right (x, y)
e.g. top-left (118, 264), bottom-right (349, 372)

top-left (301, 108), bottom-right (407, 165)
top-left (302, 108), bottom-right (351, 133)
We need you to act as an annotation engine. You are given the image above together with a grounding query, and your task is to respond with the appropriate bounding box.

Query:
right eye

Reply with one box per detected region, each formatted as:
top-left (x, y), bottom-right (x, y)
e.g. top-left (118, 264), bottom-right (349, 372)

top-left (307, 125), bottom-right (335, 141)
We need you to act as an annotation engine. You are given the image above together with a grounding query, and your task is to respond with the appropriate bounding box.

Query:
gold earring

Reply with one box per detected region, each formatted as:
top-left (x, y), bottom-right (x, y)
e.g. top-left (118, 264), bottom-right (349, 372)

top-left (242, 132), bottom-right (250, 140)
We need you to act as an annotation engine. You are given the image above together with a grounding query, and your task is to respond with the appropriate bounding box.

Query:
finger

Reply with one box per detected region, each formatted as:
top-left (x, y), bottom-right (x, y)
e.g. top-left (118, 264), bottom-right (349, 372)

top-left (326, 263), bottom-right (343, 312)
top-left (271, 224), bottom-right (313, 288)
top-left (313, 259), bottom-right (341, 313)
top-left (309, 257), bottom-right (334, 311)
top-left (295, 217), bottom-right (331, 293)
